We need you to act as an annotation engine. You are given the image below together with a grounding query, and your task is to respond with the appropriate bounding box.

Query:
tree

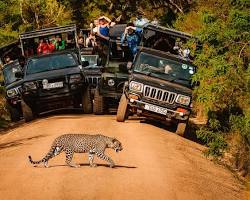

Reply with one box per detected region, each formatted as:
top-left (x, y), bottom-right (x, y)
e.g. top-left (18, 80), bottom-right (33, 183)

top-left (175, 0), bottom-right (250, 175)
top-left (20, 0), bottom-right (72, 29)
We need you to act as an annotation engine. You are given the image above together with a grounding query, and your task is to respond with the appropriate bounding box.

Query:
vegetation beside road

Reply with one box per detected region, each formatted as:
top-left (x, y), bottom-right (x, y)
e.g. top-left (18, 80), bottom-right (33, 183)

top-left (175, 0), bottom-right (249, 176)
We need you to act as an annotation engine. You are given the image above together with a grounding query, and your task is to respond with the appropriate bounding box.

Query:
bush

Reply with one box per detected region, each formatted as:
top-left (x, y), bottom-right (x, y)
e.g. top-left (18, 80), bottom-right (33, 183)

top-left (175, 0), bottom-right (250, 176)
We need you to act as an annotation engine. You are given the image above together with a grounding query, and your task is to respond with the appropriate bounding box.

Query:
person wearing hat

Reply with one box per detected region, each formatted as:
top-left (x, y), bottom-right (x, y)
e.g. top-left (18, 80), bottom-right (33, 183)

top-left (121, 23), bottom-right (142, 59)
top-left (96, 16), bottom-right (111, 40)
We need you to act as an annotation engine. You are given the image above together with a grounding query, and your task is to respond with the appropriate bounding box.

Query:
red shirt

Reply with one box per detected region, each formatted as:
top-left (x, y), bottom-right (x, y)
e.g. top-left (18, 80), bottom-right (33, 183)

top-left (37, 42), bottom-right (53, 54)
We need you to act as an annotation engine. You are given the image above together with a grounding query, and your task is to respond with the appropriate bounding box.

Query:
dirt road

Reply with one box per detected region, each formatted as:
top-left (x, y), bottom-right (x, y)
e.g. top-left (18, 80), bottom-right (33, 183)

top-left (0, 115), bottom-right (246, 200)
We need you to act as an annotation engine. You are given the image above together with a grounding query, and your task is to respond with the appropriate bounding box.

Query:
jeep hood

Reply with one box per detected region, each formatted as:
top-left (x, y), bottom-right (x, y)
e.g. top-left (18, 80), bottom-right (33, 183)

top-left (24, 66), bottom-right (82, 82)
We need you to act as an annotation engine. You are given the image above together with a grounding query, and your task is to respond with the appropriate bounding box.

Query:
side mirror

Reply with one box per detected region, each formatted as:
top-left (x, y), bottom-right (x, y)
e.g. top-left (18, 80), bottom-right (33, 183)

top-left (15, 71), bottom-right (24, 79)
top-left (82, 61), bottom-right (89, 67)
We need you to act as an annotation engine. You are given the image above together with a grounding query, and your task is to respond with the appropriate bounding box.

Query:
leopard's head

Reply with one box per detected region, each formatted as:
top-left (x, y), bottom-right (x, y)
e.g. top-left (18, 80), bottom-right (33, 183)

top-left (111, 138), bottom-right (123, 152)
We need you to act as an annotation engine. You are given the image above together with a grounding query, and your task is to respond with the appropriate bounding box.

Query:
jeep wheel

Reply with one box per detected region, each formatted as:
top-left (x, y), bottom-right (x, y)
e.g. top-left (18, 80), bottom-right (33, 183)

top-left (7, 103), bottom-right (21, 122)
top-left (93, 88), bottom-right (104, 114)
top-left (175, 121), bottom-right (187, 137)
top-left (116, 94), bottom-right (128, 122)
top-left (21, 100), bottom-right (33, 122)
top-left (82, 88), bottom-right (93, 114)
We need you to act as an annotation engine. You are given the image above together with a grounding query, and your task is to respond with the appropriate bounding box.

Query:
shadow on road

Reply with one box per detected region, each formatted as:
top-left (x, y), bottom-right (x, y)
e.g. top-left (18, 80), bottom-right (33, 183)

top-left (79, 163), bottom-right (137, 169)
top-left (0, 135), bottom-right (47, 150)
top-left (139, 118), bottom-right (205, 145)
top-left (34, 163), bottom-right (137, 169)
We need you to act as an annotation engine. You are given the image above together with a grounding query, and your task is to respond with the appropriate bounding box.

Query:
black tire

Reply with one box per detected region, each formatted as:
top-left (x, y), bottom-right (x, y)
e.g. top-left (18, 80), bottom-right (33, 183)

top-left (82, 87), bottom-right (93, 114)
top-left (7, 103), bottom-right (21, 122)
top-left (21, 100), bottom-right (33, 122)
top-left (175, 121), bottom-right (187, 137)
top-left (93, 88), bottom-right (104, 115)
top-left (116, 94), bottom-right (128, 122)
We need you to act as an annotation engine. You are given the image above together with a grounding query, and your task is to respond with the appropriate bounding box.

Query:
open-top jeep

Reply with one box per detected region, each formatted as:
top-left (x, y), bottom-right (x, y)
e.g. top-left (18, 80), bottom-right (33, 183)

top-left (1, 60), bottom-right (23, 121)
top-left (93, 24), bottom-right (130, 114)
top-left (17, 25), bottom-right (92, 121)
top-left (116, 47), bottom-right (196, 136)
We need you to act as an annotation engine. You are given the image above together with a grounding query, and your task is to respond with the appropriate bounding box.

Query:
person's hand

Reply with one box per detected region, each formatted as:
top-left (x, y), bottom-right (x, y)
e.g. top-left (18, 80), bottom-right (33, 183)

top-left (127, 26), bottom-right (135, 31)
top-left (124, 28), bottom-right (128, 35)
top-left (90, 23), bottom-right (93, 28)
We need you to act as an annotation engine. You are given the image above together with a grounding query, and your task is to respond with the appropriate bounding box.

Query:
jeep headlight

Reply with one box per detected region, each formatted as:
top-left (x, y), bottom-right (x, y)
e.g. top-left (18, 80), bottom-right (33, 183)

top-left (7, 88), bottom-right (18, 98)
top-left (175, 94), bottom-right (191, 106)
top-left (108, 79), bottom-right (115, 87)
top-left (23, 81), bottom-right (37, 90)
top-left (69, 74), bottom-right (82, 83)
top-left (129, 81), bottom-right (143, 92)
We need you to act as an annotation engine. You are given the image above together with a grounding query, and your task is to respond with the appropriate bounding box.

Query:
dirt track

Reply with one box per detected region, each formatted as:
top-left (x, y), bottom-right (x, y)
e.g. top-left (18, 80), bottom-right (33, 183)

top-left (0, 115), bottom-right (246, 200)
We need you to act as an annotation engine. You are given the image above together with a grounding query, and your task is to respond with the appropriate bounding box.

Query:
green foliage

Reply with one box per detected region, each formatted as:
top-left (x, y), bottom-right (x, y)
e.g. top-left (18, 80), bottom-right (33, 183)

top-left (175, 0), bottom-right (250, 174)
top-left (0, 0), bottom-right (192, 45)
top-left (20, 0), bottom-right (73, 29)
top-left (0, 86), bottom-right (9, 128)
top-left (197, 128), bottom-right (227, 156)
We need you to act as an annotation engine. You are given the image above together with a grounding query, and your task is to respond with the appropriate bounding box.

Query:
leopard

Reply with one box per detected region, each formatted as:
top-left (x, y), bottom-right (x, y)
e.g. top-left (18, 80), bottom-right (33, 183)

top-left (28, 134), bottom-right (123, 168)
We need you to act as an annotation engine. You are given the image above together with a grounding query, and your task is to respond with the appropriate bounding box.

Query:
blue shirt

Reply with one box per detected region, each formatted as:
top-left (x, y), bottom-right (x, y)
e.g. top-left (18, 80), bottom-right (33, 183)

top-left (99, 26), bottom-right (109, 37)
top-left (121, 28), bottom-right (142, 56)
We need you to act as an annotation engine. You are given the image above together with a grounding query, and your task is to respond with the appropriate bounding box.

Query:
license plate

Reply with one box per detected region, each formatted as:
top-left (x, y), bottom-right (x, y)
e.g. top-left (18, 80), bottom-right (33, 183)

top-left (43, 82), bottom-right (63, 89)
top-left (144, 104), bottom-right (168, 115)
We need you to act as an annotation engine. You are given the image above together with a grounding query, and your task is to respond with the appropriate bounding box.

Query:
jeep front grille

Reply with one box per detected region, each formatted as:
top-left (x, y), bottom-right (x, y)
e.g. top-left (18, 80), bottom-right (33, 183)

top-left (85, 77), bottom-right (100, 85)
top-left (143, 85), bottom-right (177, 104)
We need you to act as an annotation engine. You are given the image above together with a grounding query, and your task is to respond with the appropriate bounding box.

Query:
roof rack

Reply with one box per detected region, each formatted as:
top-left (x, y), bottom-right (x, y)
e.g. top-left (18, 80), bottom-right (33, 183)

top-left (143, 24), bottom-right (193, 40)
top-left (19, 24), bottom-right (77, 40)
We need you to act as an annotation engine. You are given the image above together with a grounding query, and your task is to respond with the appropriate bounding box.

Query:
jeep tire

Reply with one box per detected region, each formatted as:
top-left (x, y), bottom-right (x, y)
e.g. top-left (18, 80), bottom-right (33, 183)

top-left (175, 121), bottom-right (187, 137)
top-left (116, 94), bottom-right (128, 122)
top-left (82, 87), bottom-right (93, 114)
top-left (7, 103), bottom-right (21, 122)
top-left (21, 100), bottom-right (33, 122)
top-left (93, 88), bottom-right (104, 114)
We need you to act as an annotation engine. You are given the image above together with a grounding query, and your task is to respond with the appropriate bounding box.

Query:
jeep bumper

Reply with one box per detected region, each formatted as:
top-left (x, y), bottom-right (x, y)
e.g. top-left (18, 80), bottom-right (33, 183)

top-left (128, 99), bottom-right (190, 121)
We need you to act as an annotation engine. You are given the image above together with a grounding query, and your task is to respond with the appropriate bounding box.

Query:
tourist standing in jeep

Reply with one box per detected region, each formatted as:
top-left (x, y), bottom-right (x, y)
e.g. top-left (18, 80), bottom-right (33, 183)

top-left (93, 24), bottom-right (131, 114)
top-left (121, 23), bottom-right (142, 59)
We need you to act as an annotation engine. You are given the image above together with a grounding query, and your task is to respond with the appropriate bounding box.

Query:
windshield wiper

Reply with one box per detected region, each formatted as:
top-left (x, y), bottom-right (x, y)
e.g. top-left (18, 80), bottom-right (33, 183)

top-left (134, 70), bottom-right (152, 76)
top-left (169, 77), bottom-right (190, 83)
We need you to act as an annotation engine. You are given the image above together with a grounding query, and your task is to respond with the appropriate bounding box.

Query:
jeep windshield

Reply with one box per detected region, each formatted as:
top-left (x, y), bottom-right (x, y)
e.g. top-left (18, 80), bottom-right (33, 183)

top-left (26, 53), bottom-right (77, 74)
top-left (2, 61), bottom-right (22, 85)
top-left (81, 55), bottom-right (98, 66)
top-left (133, 52), bottom-right (195, 86)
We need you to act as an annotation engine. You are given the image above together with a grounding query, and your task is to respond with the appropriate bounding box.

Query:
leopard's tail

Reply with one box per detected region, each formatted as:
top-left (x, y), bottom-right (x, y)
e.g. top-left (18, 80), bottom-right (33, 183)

top-left (28, 145), bottom-right (61, 165)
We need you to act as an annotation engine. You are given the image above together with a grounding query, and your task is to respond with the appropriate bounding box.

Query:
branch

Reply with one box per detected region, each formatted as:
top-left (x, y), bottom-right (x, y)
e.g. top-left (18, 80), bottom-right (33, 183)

top-left (168, 0), bottom-right (184, 13)
top-left (20, 0), bottom-right (28, 24)
top-left (238, 42), bottom-right (249, 58)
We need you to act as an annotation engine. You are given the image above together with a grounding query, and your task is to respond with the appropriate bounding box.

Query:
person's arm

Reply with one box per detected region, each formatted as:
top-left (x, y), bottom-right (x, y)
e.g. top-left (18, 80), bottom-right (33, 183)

top-left (37, 44), bottom-right (42, 54)
top-left (126, 26), bottom-right (142, 34)
top-left (121, 32), bottom-right (127, 44)
top-left (135, 27), bottom-right (142, 33)
top-left (96, 33), bottom-right (109, 41)
top-left (99, 16), bottom-right (111, 23)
